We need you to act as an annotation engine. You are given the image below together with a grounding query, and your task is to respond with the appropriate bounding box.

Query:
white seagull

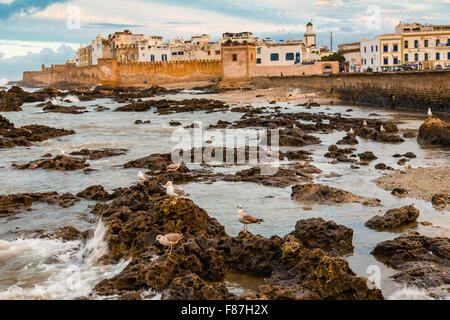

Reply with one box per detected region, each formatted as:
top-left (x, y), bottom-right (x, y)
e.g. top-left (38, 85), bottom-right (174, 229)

top-left (206, 136), bottom-right (215, 144)
top-left (60, 150), bottom-right (66, 156)
top-left (164, 181), bottom-right (189, 197)
top-left (237, 205), bottom-right (264, 232)
top-left (363, 120), bottom-right (368, 127)
top-left (349, 128), bottom-right (355, 134)
top-left (293, 124), bottom-right (298, 130)
top-left (380, 125), bottom-right (386, 132)
top-left (138, 171), bottom-right (147, 181)
top-left (267, 149), bottom-right (273, 157)
top-left (156, 233), bottom-right (183, 254)
top-left (167, 162), bottom-right (183, 172)
top-left (427, 108), bottom-right (432, 118)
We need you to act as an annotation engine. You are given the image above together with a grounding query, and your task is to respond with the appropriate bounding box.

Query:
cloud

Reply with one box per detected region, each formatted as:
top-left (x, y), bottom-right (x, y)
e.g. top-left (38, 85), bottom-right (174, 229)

top-left (0, 44), bottom-right (75, 81)
top-left (0, 0), bottom-right (70, 19)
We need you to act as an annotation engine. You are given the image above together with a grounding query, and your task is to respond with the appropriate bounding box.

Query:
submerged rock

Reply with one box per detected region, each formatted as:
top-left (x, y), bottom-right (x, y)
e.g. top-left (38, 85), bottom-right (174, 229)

top-left (417, 118), bottom-right (450, 147)
top-left (431, 193), bottom-right (448, 209)
top-left (365, 205), bottom-right (419, 230)
top-left (0, 192), bottom-right (79, 218)
top-left (291, 183), bottom-right (380, 206)
top-left (70, 148), bottom-right (128, 160)
top-left (42, 104), bottom-right (87, 114)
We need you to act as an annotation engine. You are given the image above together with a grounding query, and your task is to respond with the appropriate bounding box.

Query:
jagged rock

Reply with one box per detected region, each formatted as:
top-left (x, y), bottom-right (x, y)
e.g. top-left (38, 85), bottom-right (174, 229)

top-left (371, 233), bottom-right (450, 290)
top-left (417, 118), bottom-right (450, 147)
top-left (291, 183), bottom-right (380, 206)
top-left (13, 155), bottom-right (89, 171)
top-left (431, 193), bottom-right (448, 208)
top-left (358, 151), bottom-right (377, 162)
top-left (391, 188), bottom-right (408, 197)
top-left (0, 100), bottom-right (23, 111)
top-left (276, 128), bottom-right (321, 147)
top-left (336, 134), bottom-right (358, 145)
top-left (0, 192), bottom-right (79, 217)
top-left (365, 205), bottom-right (419, 230)
top-left (76, 185), bottom-right (114, 201)
top-left (289, 218), bottom-right (354, 256)
top-left (43, 104), bottom-right (87, 114)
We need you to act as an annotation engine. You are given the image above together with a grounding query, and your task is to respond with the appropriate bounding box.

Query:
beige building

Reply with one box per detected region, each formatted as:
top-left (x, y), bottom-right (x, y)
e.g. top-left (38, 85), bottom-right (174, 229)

top-left (338, 42), bottom-right (361, 72)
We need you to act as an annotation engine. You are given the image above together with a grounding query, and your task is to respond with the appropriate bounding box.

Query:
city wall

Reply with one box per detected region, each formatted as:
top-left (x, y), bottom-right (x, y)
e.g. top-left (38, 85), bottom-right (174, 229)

top-left (252, 71), bottom-right (450, 113)
top-left (22, 59), bottom-right (222, 87)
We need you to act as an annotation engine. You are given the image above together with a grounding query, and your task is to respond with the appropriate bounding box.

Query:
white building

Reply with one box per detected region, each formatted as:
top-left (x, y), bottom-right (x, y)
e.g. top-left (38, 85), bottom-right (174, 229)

top-left (138, 41), bottom-right (170, 62)
top-left (255, 42), bottom-right (303, 66)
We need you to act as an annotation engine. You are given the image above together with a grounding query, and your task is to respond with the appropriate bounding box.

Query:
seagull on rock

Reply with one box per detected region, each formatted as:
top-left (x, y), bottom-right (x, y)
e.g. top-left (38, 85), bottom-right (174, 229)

top-left (138, 171), bottom-right (147, 181)
top-left (363, 120), bottom-right (368, 127)
top-left (167, 162), bottom-right (183, 172)
top-left (164, 181), bottom-right (189, 197)
top-left (237, 205), bottom-right (264, 232)
top-left (428, 108), bottom-right (432, 118)
top-left (156, 233), bottom-right (183, 254)
top-left (60, 150), bottom-right (67, 156)
top-left (206, 136), bottom-right (215, 144)
top-left (349, 128), bottom-right (355, 135)
top-left (380, 125), bottom-right (386, 132)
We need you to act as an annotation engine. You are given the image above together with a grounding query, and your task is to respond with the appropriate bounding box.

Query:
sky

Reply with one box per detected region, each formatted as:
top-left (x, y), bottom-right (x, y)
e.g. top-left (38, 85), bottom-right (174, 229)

top-left (0, 0), bottom-right (449, 81)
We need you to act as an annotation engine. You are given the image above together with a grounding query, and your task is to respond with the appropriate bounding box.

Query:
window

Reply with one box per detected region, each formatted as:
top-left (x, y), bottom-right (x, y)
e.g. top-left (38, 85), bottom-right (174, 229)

top-left (383, 57), bottom-right (388, 65)
top-left (364, 47), bottom-right (366, 53)
top-left (414, 53), bottom-right (419, 61)
top-left (257, 47), bottom-right (261, 54)
top-left (207, 51), bottom-right (211, 56)
top-left (295, 52), bottom-right (301, 62)
top-left (414, 40), bottom-right (419, 48)
top-left (448, 52), bottom-right (450, 60)
top-left (256, 58), bottom-right (261, 64)
top-left (150, 55), bottom-right (155, 62)
top-left (393, 57), bottom-right (398, 65)
top-left (178, 51), bottom-right (184, 55)
top-left (425, 53), bottom-right (428, 61)
top-left (172, 52), bottom-right (177, 55)
top-left (424, 40), bottom-right (428, 48)
top-left (404, 40), bottom-right (408, 48)
top-left (215, 50), bottom-right (220, 55)
top-left (285, 52), bottom-right (294, 61)
top-left (404, 53), bottom-right (408, 62)
top-left (436, 39), bottom-right (440, 47)
top-left (371, 45), bottom-right (373, 52)
top-left (232, 54), bottom-right (237, 61)
top-left (371, 58), bottom-right (373, 64)
top-left (393, 44), bottom-right (398, 52)
top-left (376, 45), bottom-right (378, 52)
top-left (436, 52), bottom-right (440, 60)
top-left (270, 53), bottom-right (279, 61)
top-left (383, 44), bottom-right (388, 52)
top-left (162, 54), bottom-right (167, 61)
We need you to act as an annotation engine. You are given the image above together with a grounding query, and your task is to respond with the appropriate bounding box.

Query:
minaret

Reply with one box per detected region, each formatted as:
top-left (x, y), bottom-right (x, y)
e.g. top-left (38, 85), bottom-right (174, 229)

top-left (304, 21), bottom-right (316, 48)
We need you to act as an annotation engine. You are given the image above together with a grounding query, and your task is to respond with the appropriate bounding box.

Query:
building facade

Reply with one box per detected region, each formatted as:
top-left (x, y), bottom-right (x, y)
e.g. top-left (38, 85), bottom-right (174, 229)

top-left (361, 22), bottom-right (450, 71)
top-left (338, 42), bottom-right (361, 72)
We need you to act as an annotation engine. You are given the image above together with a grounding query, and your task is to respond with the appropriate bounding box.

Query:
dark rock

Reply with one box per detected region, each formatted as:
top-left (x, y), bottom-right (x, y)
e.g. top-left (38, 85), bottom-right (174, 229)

top-left (13, 155), bottom-right (89, 171)
top-left (391, 188), bottom-right (408, 197)
top-left (291, 183), bottom-right (380, 206)
top-left (417, 118), bottom-right (450, 147)
top-left (431, 194), bottom-right (448, 208)
top-left (289, 218), bottom-right (354, 256)
top-left (358, 151), bottom-right (377, 162)
top-left (365, 205), bottom-right (419, 230)
top-left (76, 185), bottom-right (114, 201)
top-left (70, 148), bottom-right (128, 160)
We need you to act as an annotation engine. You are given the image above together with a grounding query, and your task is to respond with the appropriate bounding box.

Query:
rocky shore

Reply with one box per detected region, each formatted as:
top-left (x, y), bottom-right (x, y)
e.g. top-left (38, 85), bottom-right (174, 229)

top-left (1, 84), bottom-right (449, 300)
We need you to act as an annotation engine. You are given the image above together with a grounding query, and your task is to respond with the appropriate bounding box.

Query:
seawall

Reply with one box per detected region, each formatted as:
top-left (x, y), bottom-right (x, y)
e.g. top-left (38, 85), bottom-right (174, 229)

top-left (251, 71), bottom-right (450, 113)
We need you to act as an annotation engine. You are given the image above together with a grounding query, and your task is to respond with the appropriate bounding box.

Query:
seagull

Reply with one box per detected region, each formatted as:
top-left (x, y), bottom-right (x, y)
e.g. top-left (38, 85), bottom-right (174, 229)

top-left (299, 160), bottom-right (307, 168)
top-left (237, 205), bottom-right (264, 232)
top-left (167, 162), bottom-right (183, 172)
top-left (427, 108), bottom-right (432, 118)
top-left (363, 120), bottom-right (368, 127)
top-left (164, 181), bottom-right (189, 197)
top-left (267, 149), bottom-right (273, 157)
top-left (380, 125), bottom-right (386, 132)
top-left (138, 171), bottom-right (147, 181)
top-left (349, 128), bottom-right (355, 134)
top-left (156, 233), bottom-right (183, 254)
top-left (206, 136), bottom-right (215, 144)
top-left (293, 124), bottom-right (298, 130)
top-left (60, 150), bottom-right (66, 156)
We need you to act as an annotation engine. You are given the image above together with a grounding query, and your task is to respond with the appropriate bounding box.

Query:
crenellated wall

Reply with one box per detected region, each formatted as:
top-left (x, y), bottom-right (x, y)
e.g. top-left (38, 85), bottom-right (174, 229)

top-left (21, 59), bottom-right (222, 87)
